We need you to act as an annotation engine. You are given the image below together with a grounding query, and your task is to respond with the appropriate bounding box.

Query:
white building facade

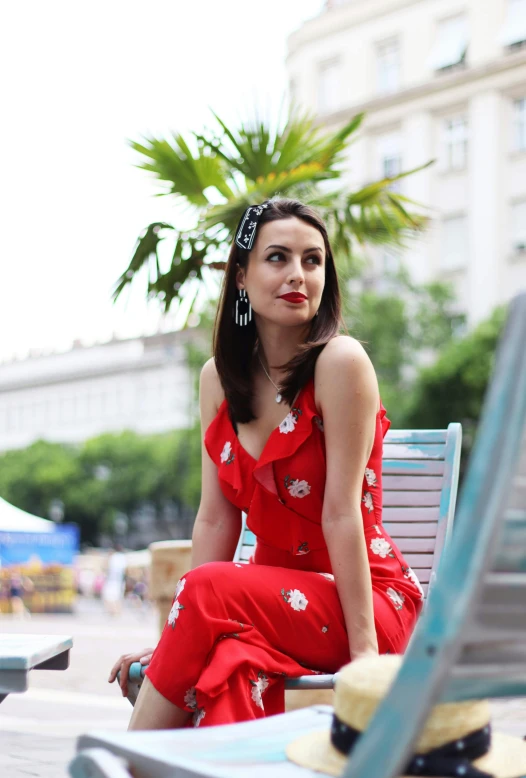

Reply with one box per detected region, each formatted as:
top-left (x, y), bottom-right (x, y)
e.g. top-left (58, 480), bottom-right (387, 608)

top-left (0, 331), bottom-right (201, 453)
top-left (288, 0), bottom-right (526, 324)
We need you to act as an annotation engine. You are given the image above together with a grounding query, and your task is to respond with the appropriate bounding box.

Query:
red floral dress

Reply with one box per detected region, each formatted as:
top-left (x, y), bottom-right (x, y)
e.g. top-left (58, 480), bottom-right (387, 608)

top-left (146, 378), bottom-right (423, 727)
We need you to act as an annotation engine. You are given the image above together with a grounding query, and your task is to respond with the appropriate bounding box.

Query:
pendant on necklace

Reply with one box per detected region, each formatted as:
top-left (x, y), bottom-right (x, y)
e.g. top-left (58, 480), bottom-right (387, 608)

top-left (276, 392), bottom-right (282, 403)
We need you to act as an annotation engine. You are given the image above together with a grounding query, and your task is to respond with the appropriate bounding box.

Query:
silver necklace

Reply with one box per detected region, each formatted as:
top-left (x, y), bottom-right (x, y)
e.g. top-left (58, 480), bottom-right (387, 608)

top-left (257, 352), bottom-right (283, 403)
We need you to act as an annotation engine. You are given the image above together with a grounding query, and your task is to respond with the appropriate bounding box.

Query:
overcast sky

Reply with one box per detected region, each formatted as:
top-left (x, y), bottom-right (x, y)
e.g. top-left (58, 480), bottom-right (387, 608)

top-left (0, 0), bottom-right (324, 360)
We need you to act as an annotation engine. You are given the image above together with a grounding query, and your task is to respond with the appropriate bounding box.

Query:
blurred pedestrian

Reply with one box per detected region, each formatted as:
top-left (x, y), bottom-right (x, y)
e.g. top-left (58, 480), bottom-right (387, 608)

top-left (102, 545), bottom-right (127, 617)
top-left (9, 572), bottom-right (31, 619)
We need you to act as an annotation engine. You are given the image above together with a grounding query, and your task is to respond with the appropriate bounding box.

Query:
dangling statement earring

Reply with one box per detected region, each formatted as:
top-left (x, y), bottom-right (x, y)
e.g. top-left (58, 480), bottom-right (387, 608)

top-left (235, 289), bottom-right (252, 326)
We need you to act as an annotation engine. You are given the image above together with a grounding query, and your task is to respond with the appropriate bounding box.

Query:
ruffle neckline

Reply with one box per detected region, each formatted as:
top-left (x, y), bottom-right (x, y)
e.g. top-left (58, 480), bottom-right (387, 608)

top-left (204, 380), bottom-right (390, 505)
top-left (204, 380), bottom-right (319, 503)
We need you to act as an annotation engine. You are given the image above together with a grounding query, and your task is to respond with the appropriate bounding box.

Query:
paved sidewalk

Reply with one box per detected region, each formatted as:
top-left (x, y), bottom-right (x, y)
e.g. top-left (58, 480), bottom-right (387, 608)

top-left (1, 599), bottom-right (526, 776)
top-left (0, 598), bottom-right (157, 778)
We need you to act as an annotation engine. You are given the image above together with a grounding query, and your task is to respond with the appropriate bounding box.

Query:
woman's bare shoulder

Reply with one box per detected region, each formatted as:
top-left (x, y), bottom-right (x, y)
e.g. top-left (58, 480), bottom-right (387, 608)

top-left (316, 335), bottom-right (372, 377)
top-left (314, 336), bottom-right (378, 409)
top-left (200, 358), bottom-right (225, 417)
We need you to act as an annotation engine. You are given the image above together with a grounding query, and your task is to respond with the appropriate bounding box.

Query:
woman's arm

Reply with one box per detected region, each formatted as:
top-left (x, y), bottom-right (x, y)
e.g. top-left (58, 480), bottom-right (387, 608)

top-left (191, 357), bottom-right (242, 567)
top-left (317, 336), bottom-right (379, 660)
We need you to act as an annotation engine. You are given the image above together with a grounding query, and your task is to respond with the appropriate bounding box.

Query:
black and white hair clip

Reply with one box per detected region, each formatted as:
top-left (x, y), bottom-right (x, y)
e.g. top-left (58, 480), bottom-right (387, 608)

top-left (235, 202), bottom-right (269, 251)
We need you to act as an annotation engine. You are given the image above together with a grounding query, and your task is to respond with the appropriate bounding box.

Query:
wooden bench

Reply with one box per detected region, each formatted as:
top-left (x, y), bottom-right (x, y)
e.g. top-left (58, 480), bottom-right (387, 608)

top-left (0, 633), bottom-right (73, 704)
top-left (122, 423), bottom-right (462, 700)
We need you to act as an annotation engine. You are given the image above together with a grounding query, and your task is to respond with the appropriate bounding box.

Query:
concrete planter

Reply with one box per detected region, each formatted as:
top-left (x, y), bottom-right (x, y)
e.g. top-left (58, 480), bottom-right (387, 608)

top-left (149, 539), bottom-right (192, 634)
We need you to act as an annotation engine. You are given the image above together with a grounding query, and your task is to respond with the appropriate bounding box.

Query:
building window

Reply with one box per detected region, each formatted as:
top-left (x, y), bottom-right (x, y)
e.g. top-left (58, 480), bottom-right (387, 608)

top-left (428, 15), bottom-right (468, 72)
top-left (377, 133), bottom-right (402, 191)
top-left (318, 59), bottom-right (341, 114)
top-left (443, 116), bottom-right (468, 170)
top-left (376, 38), bottom-right (400, 95)
top-left (441, 215), bottom-right (468, 271)
top-left (383, 154), bottom-right (401, 179)
top-left (500, 0), bottom-right (526, 48)
top-left (513, 98), bottom-right (526, 151)
top-left (512, 201), bottom-right (526, 253)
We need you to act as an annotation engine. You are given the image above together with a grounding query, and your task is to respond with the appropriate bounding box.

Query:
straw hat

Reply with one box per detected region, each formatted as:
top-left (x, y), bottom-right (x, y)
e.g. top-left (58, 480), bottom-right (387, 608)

top-left (286, 655), bottom-right (526, 778)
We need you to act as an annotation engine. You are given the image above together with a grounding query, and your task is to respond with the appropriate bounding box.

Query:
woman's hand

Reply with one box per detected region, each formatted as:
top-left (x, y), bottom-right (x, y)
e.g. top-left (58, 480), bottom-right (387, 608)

top-left (108, 648), bottom-right (154, 697)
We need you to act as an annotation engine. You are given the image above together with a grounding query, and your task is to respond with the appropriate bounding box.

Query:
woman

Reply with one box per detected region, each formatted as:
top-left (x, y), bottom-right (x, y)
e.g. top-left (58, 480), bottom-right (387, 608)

top-left (109, 198), bottom-right (424, 730)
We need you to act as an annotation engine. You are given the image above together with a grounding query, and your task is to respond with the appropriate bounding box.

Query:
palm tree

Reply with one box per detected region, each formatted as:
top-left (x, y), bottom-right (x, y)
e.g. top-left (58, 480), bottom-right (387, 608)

top-left (114, 110), bottom-right (430, 316)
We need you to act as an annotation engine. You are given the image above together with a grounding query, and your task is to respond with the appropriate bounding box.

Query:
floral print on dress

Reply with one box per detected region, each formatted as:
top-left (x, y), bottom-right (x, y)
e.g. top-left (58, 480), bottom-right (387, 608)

top-left (322, 625), bottom-right (329, 633)
top-left (387, 587), bottom-right (405, 611)
top-left (365, 468), bottom-right (377, 487)
top-left (296, 542), bottom-right (310, 556)
top-left (317, 572), bottom-right (335, 581)
top-left (372, 524), bottom-right (382, 535)
top-left (168, 600), bottom-right (185, 628)
top-left (220, 441), bottom-right (235, 465)
top-left (370, 537), bottom-right (395, 559)
top-left (279, 407), bottom-right (302, 434)
top-left (362, 491), bottom-right (374, 513)
top-left (223, 618), bottom-right (247, 640)
top-left (285, 475), bottom-right (311, 498)
top-left (193, 707), bottom-right (206, 727)
top-left (281, 587), bottom-right (308, 611)
top-left (175, 578), bottom-right (186, 599)
top-left (250, 672), bottom-right (269, 710)
top-left (184, 686), bottom-right (197, 710)
top-left (403, 566), bottom-right (425, 601)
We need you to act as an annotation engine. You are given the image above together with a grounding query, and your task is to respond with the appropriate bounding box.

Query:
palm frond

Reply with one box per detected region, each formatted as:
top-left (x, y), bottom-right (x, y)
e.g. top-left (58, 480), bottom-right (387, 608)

top-left (117, 108), bottom-right (433, 318)
top-left (130, 134), bottom-right (234, 205)
top-left (348, 160), bottom-right (434, 206)
top-left (113, 222), bottom-right (175, 302)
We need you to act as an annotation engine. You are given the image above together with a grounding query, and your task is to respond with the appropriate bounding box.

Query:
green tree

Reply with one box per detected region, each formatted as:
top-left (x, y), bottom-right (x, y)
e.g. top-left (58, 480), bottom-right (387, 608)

top-left (403, 306), bottom-right (507, 457)
top-left (346, 277), bottom-right (466, 426)
top-left (74, 431), bottom-right (164, 538)
top-left (0, 429), bottom-right (205, 545)
top-left (0, 441), bottom-right (81, 522)
top-left (114, 111), bottom-right (430, 316)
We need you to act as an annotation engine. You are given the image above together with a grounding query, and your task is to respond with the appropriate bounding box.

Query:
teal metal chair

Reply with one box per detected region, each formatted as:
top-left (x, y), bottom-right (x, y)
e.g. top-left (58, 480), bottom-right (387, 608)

top-left (122, 422), bottom-right (462, 705)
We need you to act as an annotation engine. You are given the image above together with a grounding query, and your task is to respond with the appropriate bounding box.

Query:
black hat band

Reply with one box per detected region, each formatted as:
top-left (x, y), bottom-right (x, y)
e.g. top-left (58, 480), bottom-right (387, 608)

top-left (330, 714), bottom-right (493, 778)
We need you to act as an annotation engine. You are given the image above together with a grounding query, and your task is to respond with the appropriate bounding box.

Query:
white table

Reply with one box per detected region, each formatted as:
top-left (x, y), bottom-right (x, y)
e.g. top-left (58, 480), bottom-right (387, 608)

top-left (0, 633), bottom-right (73, 702)
top-left (69, 705), bottom-right (332, 778)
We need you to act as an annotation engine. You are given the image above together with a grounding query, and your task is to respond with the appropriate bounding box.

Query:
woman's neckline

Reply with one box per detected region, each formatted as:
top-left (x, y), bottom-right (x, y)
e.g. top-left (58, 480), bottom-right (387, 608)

top-left (225, 380), bottom-right (311, 464)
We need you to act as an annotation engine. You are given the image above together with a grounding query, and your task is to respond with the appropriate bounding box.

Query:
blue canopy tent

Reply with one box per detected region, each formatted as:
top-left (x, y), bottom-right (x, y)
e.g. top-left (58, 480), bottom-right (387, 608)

top-left (0, 497), bottom-right (79, 613)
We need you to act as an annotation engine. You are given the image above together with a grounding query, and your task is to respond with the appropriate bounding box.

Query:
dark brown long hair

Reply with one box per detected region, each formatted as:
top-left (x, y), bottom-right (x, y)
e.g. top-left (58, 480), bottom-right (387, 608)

top-left (213, 198), bottom-right (343, 424)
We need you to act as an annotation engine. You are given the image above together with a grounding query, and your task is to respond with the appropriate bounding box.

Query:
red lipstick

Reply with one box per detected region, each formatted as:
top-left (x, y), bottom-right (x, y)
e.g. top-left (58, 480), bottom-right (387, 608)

top-left (279, 292), bottom-right (308, 304)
